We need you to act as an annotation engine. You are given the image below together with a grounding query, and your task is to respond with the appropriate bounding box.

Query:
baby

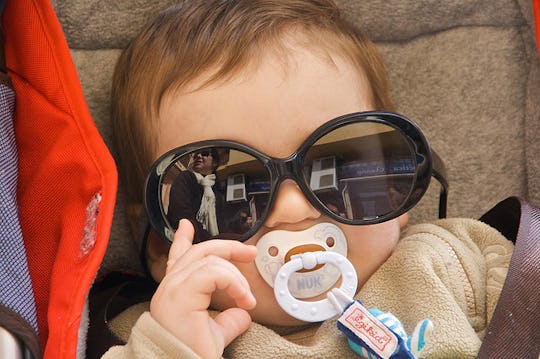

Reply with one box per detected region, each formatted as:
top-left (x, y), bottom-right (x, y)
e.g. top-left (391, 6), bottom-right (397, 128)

top-left (101, 0), bottom-right (513, 358)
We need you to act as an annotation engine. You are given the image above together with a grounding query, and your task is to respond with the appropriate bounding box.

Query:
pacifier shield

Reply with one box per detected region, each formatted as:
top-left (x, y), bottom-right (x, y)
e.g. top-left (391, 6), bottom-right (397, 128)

top-left (255, 223), bottom-right (347, 298)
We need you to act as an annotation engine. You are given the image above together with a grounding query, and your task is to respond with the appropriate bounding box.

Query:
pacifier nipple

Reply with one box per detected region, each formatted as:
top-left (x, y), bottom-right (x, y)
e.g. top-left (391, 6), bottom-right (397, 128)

top-left (285, 244), bottom-right (325, 272)
top-left (255, 223), bottom-right (348, 298)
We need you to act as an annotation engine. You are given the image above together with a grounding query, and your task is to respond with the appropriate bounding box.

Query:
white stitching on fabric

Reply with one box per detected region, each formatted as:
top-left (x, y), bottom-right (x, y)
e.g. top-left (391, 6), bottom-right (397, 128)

top-left (80, 192), bottom-right (102, 258)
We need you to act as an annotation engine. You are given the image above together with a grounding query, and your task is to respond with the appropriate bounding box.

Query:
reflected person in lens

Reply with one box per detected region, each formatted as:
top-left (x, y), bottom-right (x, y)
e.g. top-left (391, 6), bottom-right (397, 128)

top-left (165, 149), bottom-right (254, 242)
top-left (166, 149), bottom-right (225, 242)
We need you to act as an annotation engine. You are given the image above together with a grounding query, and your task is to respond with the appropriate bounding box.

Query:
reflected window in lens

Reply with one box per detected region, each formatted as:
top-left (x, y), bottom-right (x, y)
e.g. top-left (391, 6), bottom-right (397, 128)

top-left (304, 122), bottom-right (416, 220)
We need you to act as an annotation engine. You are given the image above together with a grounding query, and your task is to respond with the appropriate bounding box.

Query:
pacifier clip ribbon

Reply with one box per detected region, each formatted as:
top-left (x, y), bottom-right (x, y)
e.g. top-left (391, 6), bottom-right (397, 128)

top-left (337, 299), bottom-right (421, 359)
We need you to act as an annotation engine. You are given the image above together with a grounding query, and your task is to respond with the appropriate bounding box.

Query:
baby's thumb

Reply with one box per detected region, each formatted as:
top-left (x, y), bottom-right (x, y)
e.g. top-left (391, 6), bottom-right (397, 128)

top-left (214, 308), bottom-right (252, 347)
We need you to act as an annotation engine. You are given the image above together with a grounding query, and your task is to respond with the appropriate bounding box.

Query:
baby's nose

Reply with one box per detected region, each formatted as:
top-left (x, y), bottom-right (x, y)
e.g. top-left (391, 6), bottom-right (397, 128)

top-left (264, 180), bottom-right (320, 227)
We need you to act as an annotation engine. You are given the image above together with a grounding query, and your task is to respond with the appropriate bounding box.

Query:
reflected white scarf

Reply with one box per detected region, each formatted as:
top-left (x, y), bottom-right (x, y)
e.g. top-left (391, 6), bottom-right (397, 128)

top-left (193, 172), bottom-right (219, 236)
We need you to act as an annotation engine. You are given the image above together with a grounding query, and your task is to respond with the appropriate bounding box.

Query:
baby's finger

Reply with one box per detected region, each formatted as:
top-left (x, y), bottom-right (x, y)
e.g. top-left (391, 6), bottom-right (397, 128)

top-left (213, 308), bottom-right (252, 347)
top-left (164, 255), bottom-right (256, 310)
top-left (167, 219), bottom-right (196, 273)
top-left (168, 239), bottom-right (257, 275)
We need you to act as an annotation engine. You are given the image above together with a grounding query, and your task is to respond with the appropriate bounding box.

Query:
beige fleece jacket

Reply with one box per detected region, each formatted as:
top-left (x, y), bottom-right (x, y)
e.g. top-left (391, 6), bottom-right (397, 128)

top-left (103, 218), bottom-right (513, 358)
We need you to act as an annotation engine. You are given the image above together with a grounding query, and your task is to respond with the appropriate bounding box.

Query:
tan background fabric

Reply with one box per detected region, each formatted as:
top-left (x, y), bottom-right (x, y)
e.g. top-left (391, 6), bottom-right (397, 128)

top-left (50, 0), bottom-right (540, 275)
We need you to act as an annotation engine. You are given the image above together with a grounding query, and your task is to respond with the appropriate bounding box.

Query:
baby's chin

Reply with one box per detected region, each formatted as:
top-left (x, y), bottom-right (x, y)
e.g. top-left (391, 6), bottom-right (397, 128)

top-left (209, 286), bottom-right (304, 326)
top-left (249, 304), bottom-right (308, 327)
top-left (210, 282), bottom-right (349, 327)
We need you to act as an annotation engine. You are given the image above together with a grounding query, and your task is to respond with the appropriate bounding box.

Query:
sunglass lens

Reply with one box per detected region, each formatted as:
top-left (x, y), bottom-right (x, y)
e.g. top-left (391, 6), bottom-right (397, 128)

top-left (304, 122), bottom-right (416, 221)
top-left (160, 147), bottom-right (270, 242)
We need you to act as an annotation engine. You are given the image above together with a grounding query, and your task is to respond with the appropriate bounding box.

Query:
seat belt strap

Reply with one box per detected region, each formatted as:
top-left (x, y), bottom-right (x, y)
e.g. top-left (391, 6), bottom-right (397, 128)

top-left (478, 197), bottom-right (540, 358)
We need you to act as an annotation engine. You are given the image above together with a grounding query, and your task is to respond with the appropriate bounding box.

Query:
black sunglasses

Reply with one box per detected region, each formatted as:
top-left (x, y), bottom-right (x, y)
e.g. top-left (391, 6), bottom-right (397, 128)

top-left (144, 111), bottom-right (448, 244)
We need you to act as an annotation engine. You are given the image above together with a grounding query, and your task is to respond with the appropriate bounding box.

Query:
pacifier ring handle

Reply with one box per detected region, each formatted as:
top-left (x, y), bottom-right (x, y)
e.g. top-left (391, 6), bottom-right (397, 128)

top-left (273, 251), bottom-right (358, 322)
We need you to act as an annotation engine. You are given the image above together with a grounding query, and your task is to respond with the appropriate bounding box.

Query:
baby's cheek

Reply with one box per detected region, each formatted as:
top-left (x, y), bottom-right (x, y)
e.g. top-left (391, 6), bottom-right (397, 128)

top-left (342, 220), bottom-right (401, 252)
top-left (340, 222), bottom-right (401, 286)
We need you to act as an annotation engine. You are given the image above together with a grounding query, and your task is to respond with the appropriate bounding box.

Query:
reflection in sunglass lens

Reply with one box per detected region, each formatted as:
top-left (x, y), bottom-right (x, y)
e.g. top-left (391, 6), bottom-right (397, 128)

top-left (303, 122), bottom-right (416, 221)
top-left (161, 148), bottom-right (271, 243)
top-left (158, 122), bottom-right (418, 242)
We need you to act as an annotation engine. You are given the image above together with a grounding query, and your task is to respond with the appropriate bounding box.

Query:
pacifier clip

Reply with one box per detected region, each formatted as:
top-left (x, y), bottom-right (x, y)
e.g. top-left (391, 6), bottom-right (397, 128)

top-left (273, 251), bottom-right (432, 359)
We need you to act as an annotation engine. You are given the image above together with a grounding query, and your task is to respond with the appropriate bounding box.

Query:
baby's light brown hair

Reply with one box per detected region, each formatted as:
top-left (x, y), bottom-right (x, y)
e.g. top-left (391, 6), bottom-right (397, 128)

top-left (111, 0), bottom-right (394, 234)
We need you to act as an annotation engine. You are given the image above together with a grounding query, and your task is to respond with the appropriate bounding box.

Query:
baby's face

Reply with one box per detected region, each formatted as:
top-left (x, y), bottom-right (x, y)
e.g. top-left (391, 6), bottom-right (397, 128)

top-left (155, 46), bottom-right (406, 325)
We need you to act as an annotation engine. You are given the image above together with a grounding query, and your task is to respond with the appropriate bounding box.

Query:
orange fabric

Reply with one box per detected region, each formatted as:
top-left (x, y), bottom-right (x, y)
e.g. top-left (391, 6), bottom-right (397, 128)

top-left (534, 0), bottom-right (540, 57)
top-left (2, 0), bottom-right (117, 358)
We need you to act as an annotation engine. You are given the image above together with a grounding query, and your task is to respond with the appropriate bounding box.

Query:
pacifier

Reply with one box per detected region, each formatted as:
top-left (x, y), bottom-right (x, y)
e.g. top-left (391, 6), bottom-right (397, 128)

top-left (255, 223), bottom-right (358, 322)
top-left (255, 223), bottom-right (348, 298)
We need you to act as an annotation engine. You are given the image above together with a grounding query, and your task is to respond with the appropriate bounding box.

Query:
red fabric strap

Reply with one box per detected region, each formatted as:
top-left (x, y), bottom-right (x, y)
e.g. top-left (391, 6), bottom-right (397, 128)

top-left (2, 0), bottom-right (117, 357)
top-left (534, 0), bottom-right (540, 57)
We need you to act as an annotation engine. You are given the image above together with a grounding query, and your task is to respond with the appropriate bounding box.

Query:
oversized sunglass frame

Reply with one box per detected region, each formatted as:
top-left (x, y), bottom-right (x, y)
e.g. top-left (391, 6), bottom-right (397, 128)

top-left (145, 111), bottom-right (449, 243)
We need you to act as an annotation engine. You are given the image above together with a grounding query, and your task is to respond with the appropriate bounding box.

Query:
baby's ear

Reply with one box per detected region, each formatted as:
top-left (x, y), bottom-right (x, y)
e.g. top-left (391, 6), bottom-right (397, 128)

top-left (398, 213), bottom-right (409, 228)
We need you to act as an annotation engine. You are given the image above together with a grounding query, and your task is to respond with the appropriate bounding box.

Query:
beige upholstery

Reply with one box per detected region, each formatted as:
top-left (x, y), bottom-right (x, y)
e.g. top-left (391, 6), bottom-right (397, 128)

top-left (51, 0), bottom-right (540, 275)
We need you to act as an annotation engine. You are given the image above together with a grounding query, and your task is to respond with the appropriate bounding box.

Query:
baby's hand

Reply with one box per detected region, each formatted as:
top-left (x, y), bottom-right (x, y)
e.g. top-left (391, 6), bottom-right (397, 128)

top-left (150, 219), bottom-right (257, 359)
